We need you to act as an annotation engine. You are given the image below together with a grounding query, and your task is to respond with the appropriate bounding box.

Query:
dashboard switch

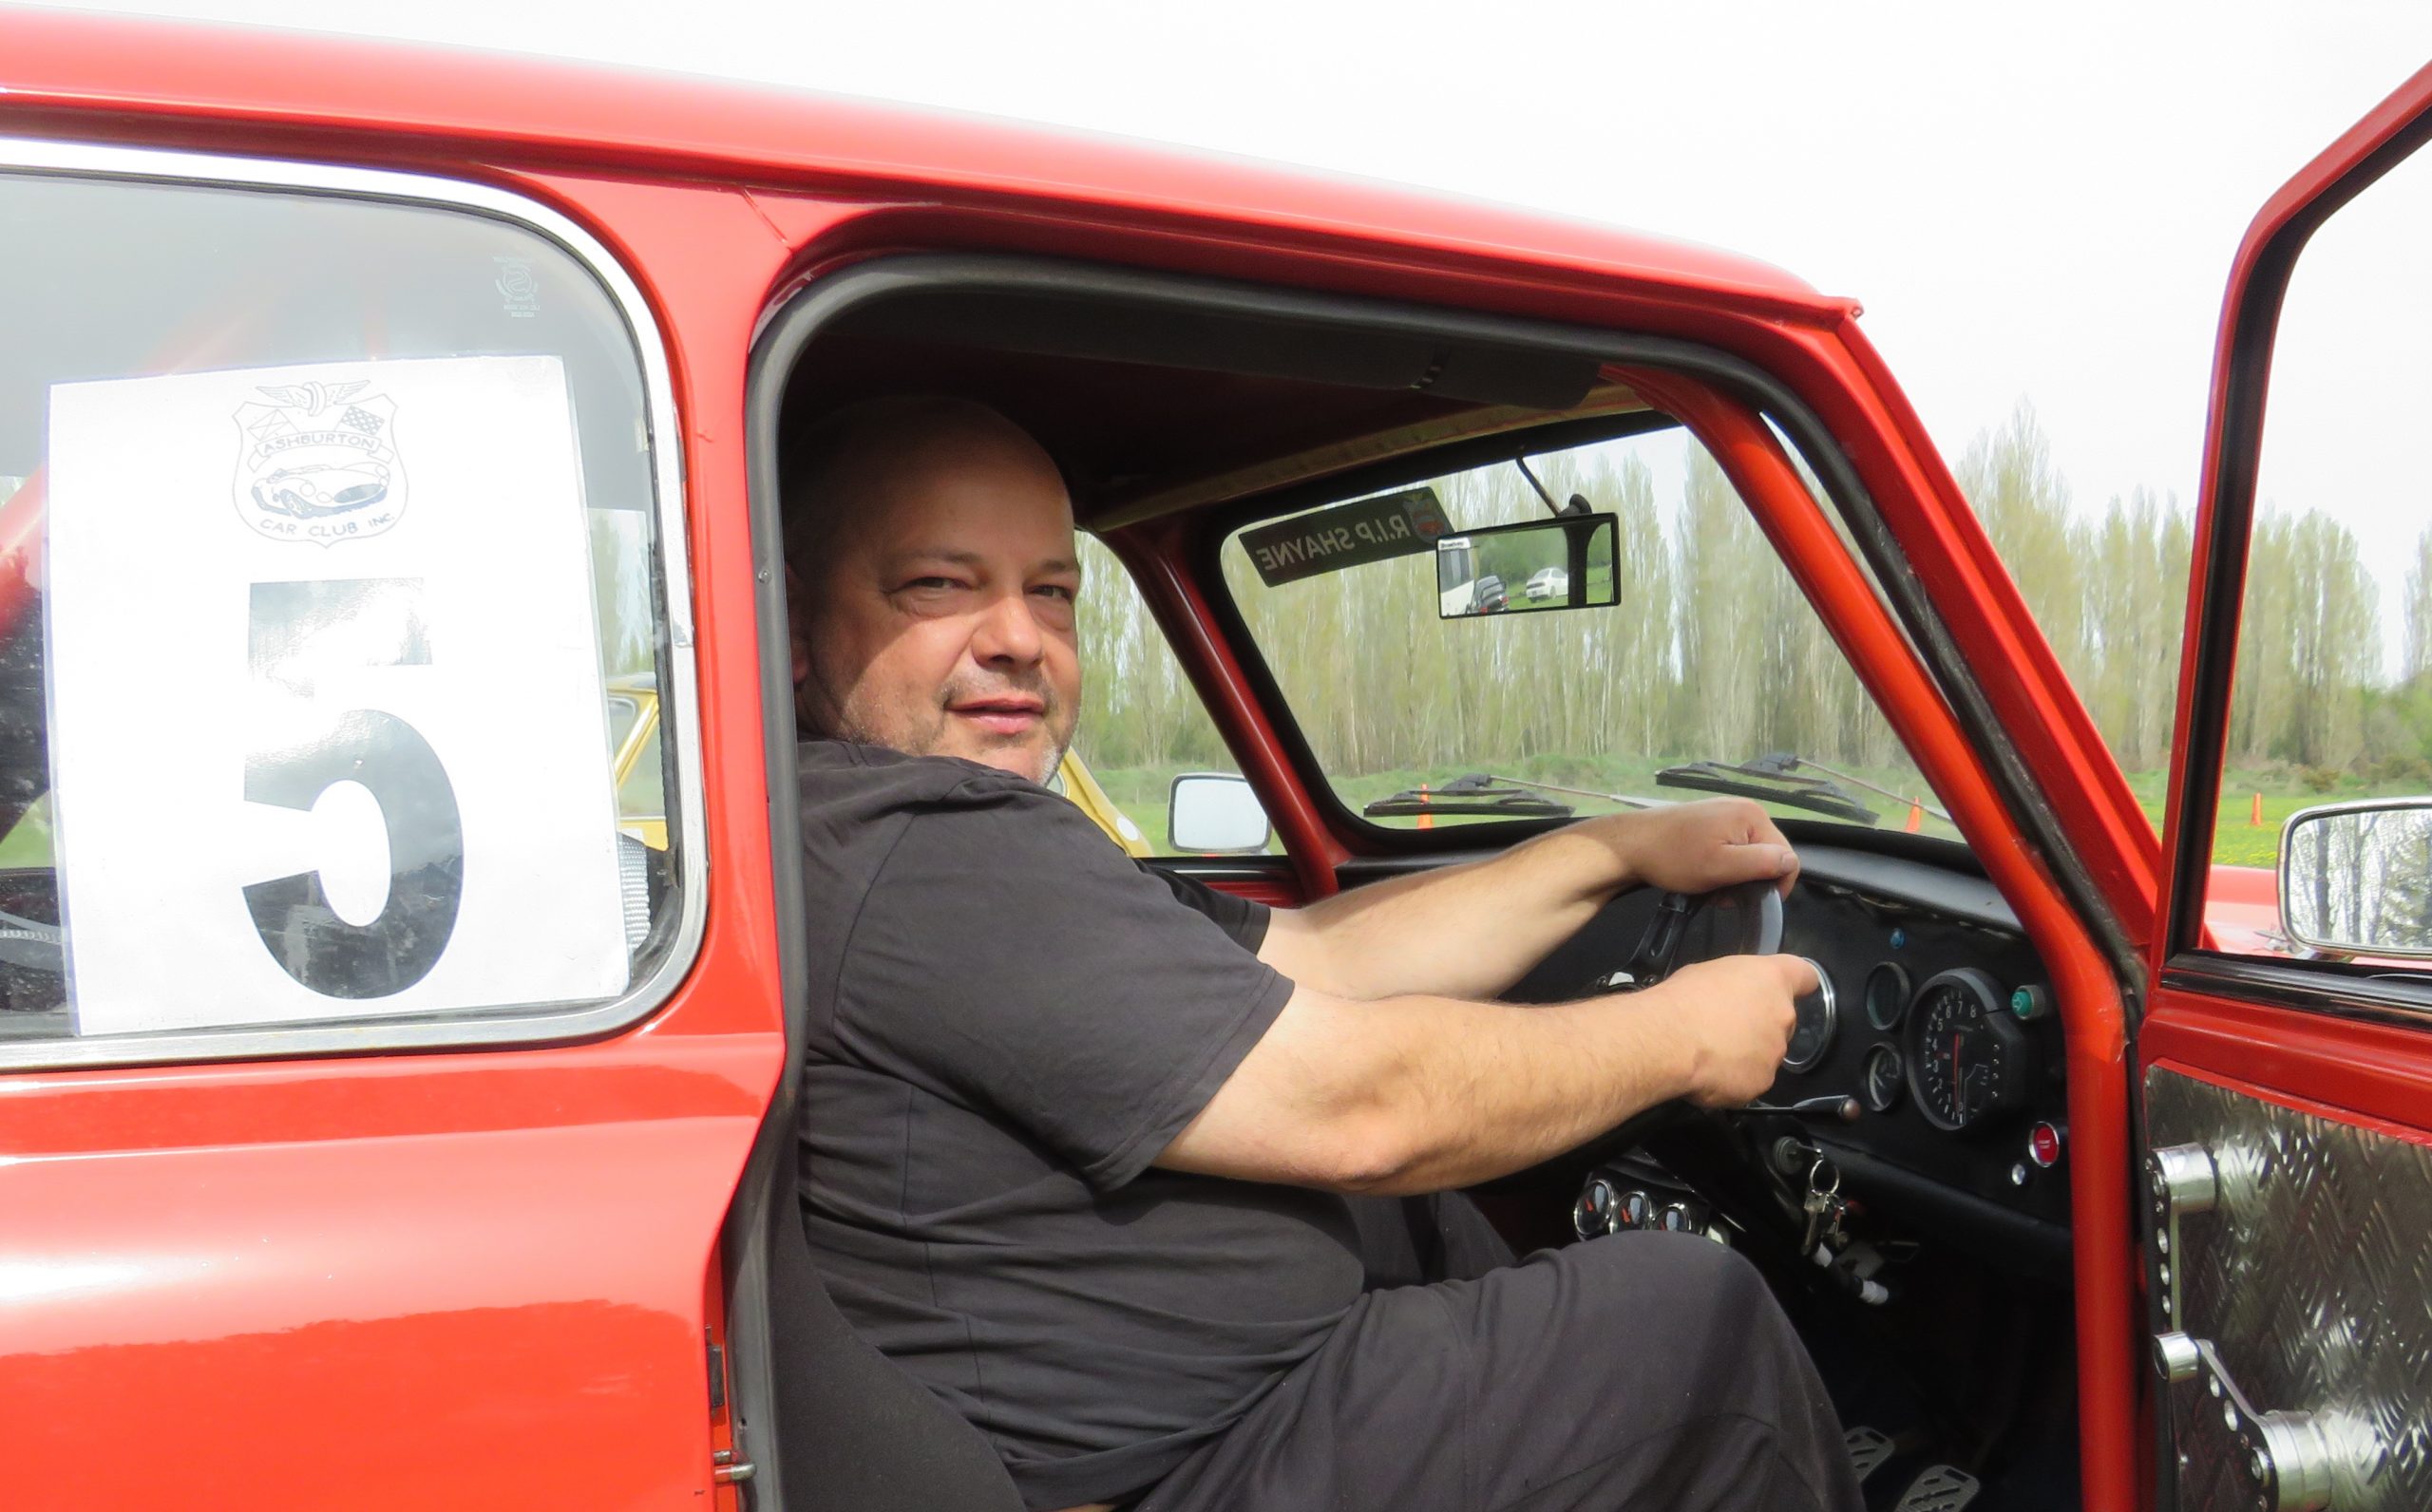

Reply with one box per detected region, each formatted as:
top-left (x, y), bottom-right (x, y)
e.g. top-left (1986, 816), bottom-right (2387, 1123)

top-left (2009, 984), bottom-right (2053, 1021)
top-left (2028, 1121), bottom-right (2064, 1168)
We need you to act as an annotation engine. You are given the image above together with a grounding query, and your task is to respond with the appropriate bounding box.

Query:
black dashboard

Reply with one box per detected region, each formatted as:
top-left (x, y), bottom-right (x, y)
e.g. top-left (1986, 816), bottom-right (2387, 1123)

top-left (1503, 841), bottom-right (2073, 1273)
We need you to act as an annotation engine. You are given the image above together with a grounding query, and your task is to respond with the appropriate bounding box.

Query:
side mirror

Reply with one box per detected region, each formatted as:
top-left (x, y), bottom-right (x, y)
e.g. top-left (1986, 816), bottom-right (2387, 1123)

top-left (1168, 772), bottom-right (1271, 855)
top-left (2278, 799), bottom-right (2432, 957)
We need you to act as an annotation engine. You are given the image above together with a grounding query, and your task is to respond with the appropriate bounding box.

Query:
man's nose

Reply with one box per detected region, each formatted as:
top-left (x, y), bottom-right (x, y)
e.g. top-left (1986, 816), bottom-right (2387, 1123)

top-left (970, 589), bottom-right (1045, 665)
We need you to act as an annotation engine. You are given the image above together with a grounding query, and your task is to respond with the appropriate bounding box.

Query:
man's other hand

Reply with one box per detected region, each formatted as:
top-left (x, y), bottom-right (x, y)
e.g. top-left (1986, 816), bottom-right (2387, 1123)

top-left (1661, 954), bottom-right (1815, 1107)
top-left (1596, 798), bottom-right (1799, 898)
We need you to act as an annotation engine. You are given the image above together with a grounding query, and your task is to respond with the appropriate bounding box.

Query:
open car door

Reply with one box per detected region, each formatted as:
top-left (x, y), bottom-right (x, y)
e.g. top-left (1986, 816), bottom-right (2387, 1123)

top-left (2139, 64), bottom-right (2432, 1512)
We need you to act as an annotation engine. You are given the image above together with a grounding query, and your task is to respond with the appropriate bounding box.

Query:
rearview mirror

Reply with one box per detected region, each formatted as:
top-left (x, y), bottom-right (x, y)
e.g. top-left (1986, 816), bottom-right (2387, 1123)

top-left (1436, 514), bottom-right (1618, 617)
top-left (2278, 799), bottom-right (2432, 957)
top-left (1169, 772), bottom-right (1272, 854)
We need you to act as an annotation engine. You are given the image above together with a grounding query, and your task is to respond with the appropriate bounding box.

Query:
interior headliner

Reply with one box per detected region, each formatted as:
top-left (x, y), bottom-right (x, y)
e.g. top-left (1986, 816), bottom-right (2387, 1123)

top-left (779, 292), bottom-right (1651, 531)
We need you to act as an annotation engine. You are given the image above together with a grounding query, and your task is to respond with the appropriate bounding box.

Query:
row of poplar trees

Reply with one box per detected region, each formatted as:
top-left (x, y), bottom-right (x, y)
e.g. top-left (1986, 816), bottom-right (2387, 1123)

top-left (1076, 402), bottom-right (2425, 784)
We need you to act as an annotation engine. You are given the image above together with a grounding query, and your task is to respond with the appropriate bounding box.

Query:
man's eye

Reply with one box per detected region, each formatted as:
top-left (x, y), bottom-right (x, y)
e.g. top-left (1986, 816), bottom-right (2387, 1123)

top-left (1034, 584), bottom-right (1077, 602)
top-left (901, 576), bottom-right (961, 593)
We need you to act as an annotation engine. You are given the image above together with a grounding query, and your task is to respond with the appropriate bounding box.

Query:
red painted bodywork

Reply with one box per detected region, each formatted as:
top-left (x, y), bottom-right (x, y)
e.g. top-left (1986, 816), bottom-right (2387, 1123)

top-left (4, 10), bottom-right (2424, 1512)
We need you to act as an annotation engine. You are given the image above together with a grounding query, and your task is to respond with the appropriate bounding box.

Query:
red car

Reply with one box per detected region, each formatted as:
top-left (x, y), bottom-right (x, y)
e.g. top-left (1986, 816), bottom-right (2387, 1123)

top-left (4, 12), bottom-right (2426, 1511)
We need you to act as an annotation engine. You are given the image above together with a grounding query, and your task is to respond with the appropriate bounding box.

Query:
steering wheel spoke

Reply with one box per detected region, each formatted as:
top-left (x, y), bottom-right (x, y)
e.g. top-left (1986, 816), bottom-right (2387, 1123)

top-left (1603, 879), bottom-right (1783, 992)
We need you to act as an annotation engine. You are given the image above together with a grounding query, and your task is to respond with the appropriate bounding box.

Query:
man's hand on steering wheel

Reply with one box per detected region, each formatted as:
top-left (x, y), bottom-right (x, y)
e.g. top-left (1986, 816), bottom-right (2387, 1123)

top-left (1592, 797), bottom-right (1800, 899)
top-left (1661, 954), bottom-right (1817, 1107)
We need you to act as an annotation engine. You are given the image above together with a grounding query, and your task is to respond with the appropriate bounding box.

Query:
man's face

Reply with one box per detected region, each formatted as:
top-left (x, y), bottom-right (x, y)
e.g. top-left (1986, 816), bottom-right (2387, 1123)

top-left (791, 430), bottom-right (1082, 784)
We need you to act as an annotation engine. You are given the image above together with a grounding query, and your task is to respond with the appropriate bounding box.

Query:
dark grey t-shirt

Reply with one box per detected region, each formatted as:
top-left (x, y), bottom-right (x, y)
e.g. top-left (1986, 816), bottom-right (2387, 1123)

top-left (795, 740), bottom-right (1364, 1510)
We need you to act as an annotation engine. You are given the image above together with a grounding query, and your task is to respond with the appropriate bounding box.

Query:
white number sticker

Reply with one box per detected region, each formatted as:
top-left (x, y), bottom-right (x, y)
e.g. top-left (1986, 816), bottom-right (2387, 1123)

top-left (47, 356), bottom-right (629, 1035)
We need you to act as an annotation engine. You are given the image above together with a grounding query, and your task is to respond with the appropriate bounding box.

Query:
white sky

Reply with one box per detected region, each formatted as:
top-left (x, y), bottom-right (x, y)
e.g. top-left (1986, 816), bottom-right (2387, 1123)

top-left (31, 0), bottom-right (2432, 657)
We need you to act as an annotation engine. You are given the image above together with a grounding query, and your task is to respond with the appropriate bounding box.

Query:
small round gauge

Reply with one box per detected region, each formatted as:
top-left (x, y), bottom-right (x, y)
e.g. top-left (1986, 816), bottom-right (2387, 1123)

top-left (1902, 968), bottom-right (2037, 1133)
top-left (1861, 1044), bottom-right (1905, 1112)
top-left (1864, 961), bottom-right (1911, 1031)
top-left (1780, 958), bottom-right (1838, 1073)
top-left (1574, 1178), bottom-right (1618, 1239)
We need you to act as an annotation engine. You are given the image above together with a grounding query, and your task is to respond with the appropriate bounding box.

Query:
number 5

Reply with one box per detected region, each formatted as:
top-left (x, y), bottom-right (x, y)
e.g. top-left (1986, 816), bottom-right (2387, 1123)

top-left (244, 579), bottom-right (465, 998)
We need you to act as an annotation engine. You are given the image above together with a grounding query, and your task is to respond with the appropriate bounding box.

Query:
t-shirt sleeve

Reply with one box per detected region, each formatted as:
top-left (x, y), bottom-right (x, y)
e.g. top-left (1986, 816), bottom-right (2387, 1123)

top-left (835, 776), bottom-right (1295, 1190)
top-left (1136, 860), bottom-right (1272, 953)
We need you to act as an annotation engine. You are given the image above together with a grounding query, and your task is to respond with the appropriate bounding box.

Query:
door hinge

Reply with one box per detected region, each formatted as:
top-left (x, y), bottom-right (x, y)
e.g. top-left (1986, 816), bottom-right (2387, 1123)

top-left (712, 1446), bottom-right (756, 1486)
top-left (2147, 1142), bottom-right (2374, 1511)
top-left (2155, 1331), bottom-right (2338, 1512)
top-left (2147, 1141), bottom-right (2216, 1329)
top-left (706, 1332), bottom-right (753, 1486)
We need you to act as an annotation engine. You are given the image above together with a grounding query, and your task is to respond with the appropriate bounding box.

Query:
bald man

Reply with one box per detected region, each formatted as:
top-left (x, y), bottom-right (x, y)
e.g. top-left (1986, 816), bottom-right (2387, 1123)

top-left (786, 396), bottom-right (1862, 1512)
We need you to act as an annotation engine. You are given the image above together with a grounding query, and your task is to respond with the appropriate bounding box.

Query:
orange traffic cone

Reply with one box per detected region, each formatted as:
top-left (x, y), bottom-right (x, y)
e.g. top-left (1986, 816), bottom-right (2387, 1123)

top-left (1417, 782), bottom-right (1434, 831)
top-left (2251, 792), bottom-right (2264, 828)
top-left (1903, 801), bottom-right (1923, 834)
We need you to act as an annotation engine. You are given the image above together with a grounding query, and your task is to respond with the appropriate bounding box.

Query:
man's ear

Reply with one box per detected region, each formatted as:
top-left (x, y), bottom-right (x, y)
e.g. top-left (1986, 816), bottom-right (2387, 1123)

top-left (784, 563), bottom-right (810, 686)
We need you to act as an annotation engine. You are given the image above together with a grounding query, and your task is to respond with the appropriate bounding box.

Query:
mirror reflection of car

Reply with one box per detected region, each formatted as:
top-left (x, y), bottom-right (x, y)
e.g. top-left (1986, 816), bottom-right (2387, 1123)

top-left (1525, 566), bottom-right (1568, 601)
top-left (1471, 574), bottom-right (1508, 613)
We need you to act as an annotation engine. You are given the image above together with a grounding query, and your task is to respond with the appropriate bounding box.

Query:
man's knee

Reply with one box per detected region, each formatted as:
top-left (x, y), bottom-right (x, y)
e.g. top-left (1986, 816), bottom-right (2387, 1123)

top-left (1550, 1231), bottom-right (1799, 1363)
top-left (1570, 1227), bottom-right (1770, 1304)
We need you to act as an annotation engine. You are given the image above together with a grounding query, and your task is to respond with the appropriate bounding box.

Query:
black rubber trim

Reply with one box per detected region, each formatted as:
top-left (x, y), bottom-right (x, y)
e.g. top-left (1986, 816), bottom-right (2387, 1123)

top-left (718, 254), bottom-right (819, 1511)
top-left (2165, 105), bottom-right (2432, 964)
top-left (2158, 951), bottom-right (2432, 1031)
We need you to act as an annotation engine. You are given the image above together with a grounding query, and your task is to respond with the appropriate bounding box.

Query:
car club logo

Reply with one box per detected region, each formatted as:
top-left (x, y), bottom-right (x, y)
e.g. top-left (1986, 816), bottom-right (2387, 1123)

top-left (233, 379), bottom-right (406, 545)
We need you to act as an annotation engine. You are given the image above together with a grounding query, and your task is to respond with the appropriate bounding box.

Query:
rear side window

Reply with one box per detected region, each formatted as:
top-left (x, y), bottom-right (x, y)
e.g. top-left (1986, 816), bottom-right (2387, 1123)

top-left (0, 152), bottom-right (693, 1062)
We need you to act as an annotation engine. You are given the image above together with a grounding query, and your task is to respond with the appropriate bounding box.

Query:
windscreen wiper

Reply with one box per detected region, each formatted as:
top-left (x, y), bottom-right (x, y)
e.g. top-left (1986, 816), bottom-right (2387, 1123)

top-left (1654, 758), bottom-right (1881, 824)
top-left (1363, 773), bottom-right (1574, 819)
top-left (1737, 751), bottom-right (1950, 823)
top-left (1361, 772), bottom-right (1671, 821)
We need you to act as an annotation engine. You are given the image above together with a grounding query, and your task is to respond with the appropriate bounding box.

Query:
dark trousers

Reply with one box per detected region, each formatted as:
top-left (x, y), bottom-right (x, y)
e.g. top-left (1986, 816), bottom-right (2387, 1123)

top-left (1132, 1194), bottom-right (1864, 1512)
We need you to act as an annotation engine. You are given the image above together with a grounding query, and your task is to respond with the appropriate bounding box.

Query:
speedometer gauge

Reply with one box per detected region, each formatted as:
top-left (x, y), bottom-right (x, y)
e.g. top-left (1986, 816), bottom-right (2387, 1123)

top-left (1901, 968), bottom-right (2035, 1133)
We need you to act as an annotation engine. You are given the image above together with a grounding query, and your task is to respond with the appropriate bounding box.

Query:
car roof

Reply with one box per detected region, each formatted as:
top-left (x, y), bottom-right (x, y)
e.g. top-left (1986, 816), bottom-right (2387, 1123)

top-left (9, 10), bottom-right (1860, 531)
top-left (8, 9), bottom-right (1836, 320)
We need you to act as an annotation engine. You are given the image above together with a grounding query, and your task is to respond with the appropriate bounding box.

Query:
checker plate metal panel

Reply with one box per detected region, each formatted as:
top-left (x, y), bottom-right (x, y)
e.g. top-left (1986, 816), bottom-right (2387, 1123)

top-left (2146, 1068), bottom-right (2432, 1512)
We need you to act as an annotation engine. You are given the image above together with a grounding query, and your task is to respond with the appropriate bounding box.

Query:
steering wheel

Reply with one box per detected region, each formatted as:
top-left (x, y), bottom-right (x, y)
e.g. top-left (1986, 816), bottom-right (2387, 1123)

top-left (1576, 879), bottom-right (1788, 1158)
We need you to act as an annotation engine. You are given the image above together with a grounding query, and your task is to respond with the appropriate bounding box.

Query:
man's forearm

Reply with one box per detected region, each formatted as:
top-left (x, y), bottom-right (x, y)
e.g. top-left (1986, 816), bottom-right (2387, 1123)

top-left (1261, 823), bottom-right (1635, 1000)
top-left (1163, 982), bottom-right (1695, 1194)
top-left (1159, 954), bottom-right (1810, 1196)
top-left (1301, 986), bottom-right (1701, 1196)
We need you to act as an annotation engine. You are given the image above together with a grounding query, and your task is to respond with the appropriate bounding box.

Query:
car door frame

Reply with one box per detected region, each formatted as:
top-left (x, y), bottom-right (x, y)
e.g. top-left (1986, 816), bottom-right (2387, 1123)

top-left (2140, 59), bottom-right (2432, 1512)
